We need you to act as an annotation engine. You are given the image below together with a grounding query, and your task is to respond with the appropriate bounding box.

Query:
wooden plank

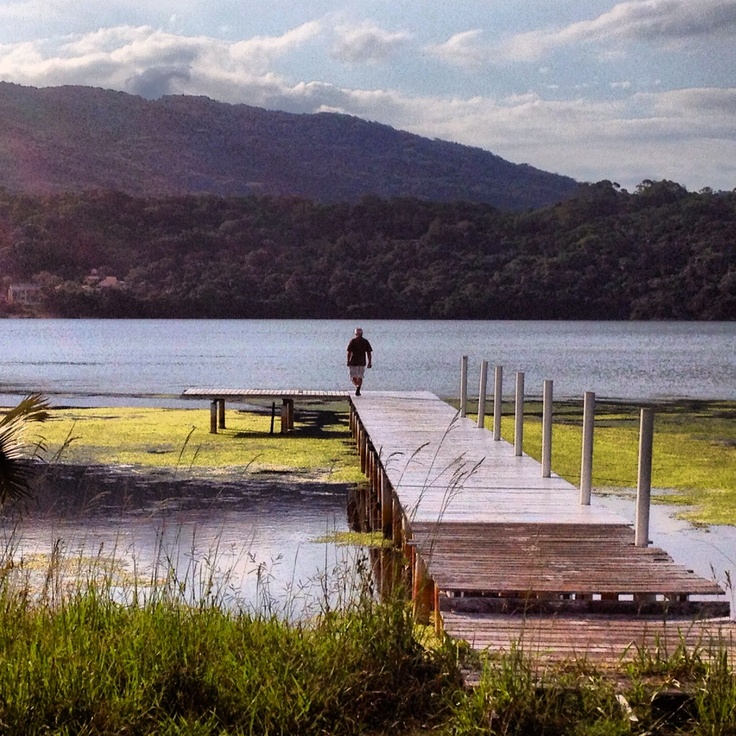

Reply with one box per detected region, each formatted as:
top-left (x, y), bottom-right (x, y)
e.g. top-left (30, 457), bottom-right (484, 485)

top-left (442, 613), bottom-right (736, 666)
top-left (349, 391), bottom-right (726, 618)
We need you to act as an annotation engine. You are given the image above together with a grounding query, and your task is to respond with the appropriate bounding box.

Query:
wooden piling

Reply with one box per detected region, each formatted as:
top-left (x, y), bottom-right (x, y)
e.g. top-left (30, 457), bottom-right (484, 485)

top-left (209, 400), bottom-right (218, 434)
top-left (514, 371), bottom-right (524, 456)
top-left (477, 360), bottom-right (488, 429)
top-left (580, 391), bottom-right (595, 505)
top-left (459, 355), bottom-right (468, 417)
top-left (493, 365), bottom-right (503, 441)
top-left (635, 408), bottom-right (654, 547)
top-left (542, 380), bottom-right (553, 477)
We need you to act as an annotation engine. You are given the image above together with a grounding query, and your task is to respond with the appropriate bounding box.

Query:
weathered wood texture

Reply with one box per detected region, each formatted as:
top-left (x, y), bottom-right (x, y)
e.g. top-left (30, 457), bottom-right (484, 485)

top-left (441, 613), bottom-right (736, 667)
top-left (182, 388), bottom-right (351, 400)
top-left (350, 391), bottom-right (729, 664)
top-left (411, 522), bottom-right (722, 596)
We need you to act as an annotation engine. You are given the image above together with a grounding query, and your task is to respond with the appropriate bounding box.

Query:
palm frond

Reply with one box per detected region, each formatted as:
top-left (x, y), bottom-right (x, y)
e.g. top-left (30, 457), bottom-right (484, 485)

top-left (0, 394), bottom-right (50, 505)
top-left (0, 393), bottom-right (51, 428)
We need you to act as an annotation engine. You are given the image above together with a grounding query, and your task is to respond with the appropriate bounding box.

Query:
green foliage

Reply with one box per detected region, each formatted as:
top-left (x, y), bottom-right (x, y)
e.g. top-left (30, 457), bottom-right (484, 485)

top-left (39, 405), bottom-right (364, 483)
top-left (1, 182), bottom-right (734, 319)
top-left (0, 394), bottom-right (50, 504)
top-left (0, 561), bottom-right (460, 735)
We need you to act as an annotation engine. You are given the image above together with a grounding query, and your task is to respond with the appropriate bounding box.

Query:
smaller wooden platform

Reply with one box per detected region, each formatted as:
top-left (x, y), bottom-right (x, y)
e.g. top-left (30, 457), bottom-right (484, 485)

top-left (442, 613), bottom-right (736, 667)
top-left (180, 388), bottom-right (351, 434)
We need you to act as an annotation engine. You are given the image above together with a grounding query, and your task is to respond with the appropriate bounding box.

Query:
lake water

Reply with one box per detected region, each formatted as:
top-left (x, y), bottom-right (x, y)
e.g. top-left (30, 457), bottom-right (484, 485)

top-left (0, 319), bottom-right (734, 405)
top-left (1, 319), bottom-right (734, 613)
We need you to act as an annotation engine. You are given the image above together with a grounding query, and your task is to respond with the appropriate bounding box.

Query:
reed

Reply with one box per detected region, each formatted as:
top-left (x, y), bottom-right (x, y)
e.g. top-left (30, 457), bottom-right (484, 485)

top-left (0, 540), bottom-right (460, 735)
top-left (2, 529), bottom-right (736, 733)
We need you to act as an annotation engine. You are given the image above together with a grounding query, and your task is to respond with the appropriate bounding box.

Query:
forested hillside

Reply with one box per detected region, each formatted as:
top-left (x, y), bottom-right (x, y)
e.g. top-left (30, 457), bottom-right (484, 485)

top-left (1, 180), bottom-right (734, 320)
top-left (0, 83), bottom-right (576, 211)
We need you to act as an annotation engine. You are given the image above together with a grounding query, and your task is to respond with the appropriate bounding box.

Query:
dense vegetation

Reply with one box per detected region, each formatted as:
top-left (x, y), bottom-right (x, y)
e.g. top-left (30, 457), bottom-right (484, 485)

top-left (1, 548), bottom-right (736, 734)
top-left (1, 179), bottom-right (734, 320)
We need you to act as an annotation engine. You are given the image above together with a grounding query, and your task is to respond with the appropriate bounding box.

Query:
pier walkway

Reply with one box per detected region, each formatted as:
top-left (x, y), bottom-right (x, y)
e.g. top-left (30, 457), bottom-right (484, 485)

top-left (349, 391), bottom-right (733, 666)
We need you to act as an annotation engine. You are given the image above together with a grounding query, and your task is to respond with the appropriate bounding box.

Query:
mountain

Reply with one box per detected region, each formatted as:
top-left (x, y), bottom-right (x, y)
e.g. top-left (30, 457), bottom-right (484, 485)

top-left (0, 83), bottom-right (578, 210)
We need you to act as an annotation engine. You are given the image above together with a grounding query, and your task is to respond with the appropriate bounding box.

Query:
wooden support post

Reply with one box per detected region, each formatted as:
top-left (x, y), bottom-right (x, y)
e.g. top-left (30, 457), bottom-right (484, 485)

top-left (287, 399), bottom-right (294, 431)
top-left (477, 360), bottom-right (488, 429)
top-left (218, 399), bottom-right (226, 429)
top-left (209, 400), bottom-right (218, 434)
top-left (412, 552), bottom-right (433, 625)
top-left (635, 407), bottom-right (654, 548)
top-left (381, 470), bottom-right (393, 539)
top-left (360, 429), bottom-right (368, 474)
top-left (280, 398), bottom-right (289, 434)
top-left (580, 391), bottom-right (595, 505)
top-left (270, 401), bottom-right (276, 434)
top-left (392, 500), bottom-right (403, 549)
top-left (459, 355), bottom-right (468, 417)
top-left (493, 365), bottom-right (503, 441)
top-left (434, 584), bottom-right (443, 637)
top-left (514, 371), bottom-right (524, 456)
top-left (542, 379), bottom-right (553, 477)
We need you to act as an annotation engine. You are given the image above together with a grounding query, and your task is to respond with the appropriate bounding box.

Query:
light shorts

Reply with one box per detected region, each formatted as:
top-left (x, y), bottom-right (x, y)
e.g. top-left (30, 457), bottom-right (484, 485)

top-left (349, 365), bottom-right (366, 379)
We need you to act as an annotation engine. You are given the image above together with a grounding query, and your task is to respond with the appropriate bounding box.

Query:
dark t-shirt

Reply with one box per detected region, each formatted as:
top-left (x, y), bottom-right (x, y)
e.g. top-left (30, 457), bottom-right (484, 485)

top-left (347, 336), bottom-right (373, 366)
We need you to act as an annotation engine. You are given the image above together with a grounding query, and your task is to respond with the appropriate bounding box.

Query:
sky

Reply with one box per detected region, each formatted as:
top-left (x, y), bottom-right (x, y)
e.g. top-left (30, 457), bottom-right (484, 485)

top-left (1, 0), bottom-right (735, 192)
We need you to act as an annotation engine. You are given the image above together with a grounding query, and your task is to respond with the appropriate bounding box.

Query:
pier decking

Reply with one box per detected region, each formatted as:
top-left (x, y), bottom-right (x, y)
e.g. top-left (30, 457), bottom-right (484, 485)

top-left (348, 390), bottom-right (733, 665)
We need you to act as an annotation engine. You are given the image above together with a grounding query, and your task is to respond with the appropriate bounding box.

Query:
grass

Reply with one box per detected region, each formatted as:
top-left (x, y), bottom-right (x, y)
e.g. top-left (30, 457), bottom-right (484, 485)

top-left (34, 404), bottom-right (365, 484)
top-left (473, 399), bottom-right (736, 526)
top-left (24, 398), bottom-right (736, 525)
top-left (2, 541), bottom-right (736, 735)
top-left (0, 552), bottom-right (461, 735)
top-left (4, 397), bottom-right (736, 732)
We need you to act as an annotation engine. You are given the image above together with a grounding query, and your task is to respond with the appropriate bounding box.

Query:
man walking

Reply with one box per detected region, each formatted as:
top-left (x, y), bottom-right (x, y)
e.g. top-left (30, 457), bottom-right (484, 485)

top-left (346, 327), bottom-right (372, 396)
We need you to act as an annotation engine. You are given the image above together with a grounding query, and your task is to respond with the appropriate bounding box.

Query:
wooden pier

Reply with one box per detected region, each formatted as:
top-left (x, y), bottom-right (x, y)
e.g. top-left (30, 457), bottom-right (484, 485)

top-left (348, 390), bottom-right (734, 666)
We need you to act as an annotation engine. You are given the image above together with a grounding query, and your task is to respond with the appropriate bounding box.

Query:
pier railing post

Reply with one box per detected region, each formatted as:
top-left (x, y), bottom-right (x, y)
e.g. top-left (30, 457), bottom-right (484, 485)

top-left (459, 355), bottom-right (468, 417)
top-left (477, 360), bottom-right (488, 429)
top-left (635, 408), bottom-right (654, 547)
top-left (542, 380), bottom-right (553, 477)
top-left (580, 391), bottom-right (595, 505)
top-left (493, 365), bottom-right (503, 441)
top-left (514, 371), bottom-right (524, 456)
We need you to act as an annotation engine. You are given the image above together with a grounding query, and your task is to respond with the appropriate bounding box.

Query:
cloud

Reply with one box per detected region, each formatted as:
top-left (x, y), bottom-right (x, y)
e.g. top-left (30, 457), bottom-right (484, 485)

top-left (331, 22), bottom-right (411, 64)
top-left (501, 0), bottom-right (736, 62)
top-left (0, 22), bottom-right (322, 97)
top-left (425, 29), bottom-right (488, 69)
top-left (0, 22), bottom-right (734, 190)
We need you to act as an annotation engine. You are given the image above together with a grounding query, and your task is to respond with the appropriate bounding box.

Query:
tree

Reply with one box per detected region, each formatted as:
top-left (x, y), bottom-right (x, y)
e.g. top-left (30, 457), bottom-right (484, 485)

top-left (0, 394), bottom-right (50, 505)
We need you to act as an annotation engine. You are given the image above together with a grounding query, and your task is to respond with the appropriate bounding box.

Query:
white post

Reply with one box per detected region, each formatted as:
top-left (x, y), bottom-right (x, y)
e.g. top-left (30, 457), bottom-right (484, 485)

top-left (514, 371), bottom-right (524, 457)
top-left (493, 365), bottom-right (503, 441)
top-left (459, 355), bottom-right (468, 418)
top-left (542, 380), bottom-right (553, 477)
top-left (580, 391), bottom-right (595, 505)
top-left (635, 408), bottom-right (654, 548)
top-left (477, 360), bottom-right (488, 429)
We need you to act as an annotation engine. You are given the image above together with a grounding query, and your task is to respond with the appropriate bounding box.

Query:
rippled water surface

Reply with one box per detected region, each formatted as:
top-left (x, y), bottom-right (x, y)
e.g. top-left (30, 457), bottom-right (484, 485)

top-left (0, 319), bottom-right (734, 403)
top-left (1, 319), bottom-right (734, 611)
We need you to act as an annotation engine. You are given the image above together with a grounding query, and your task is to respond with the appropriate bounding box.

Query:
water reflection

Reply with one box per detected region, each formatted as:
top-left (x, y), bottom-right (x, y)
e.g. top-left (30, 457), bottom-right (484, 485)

top-left (2, 465), bottom-right (361, 618)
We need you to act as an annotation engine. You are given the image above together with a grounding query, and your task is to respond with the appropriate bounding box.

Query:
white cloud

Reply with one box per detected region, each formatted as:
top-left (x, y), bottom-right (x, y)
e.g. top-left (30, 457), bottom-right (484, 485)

top-left (331, 21), bottom-right (411, 64)
top-left (426, 29), bottom-right (489, 69)
top-left (501, 0), bottom-right (736, 62)
top-left (0, 23), bottom-right (322, 98)
top-left (0, 20), bottom-right (734, 190)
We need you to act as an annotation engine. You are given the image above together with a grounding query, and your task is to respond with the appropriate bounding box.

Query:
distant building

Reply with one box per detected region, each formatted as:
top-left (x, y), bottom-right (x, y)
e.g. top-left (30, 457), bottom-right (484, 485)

top-left (8, 283), bottom-right (42, 305)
